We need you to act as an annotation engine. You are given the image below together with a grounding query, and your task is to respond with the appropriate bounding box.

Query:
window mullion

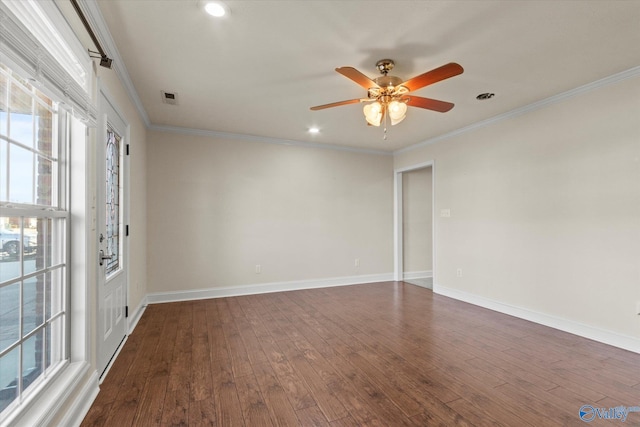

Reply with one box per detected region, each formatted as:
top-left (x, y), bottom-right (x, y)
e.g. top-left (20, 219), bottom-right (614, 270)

top-left (31, 94), bottom-right (36, 205)
top-left (42, 272), bottom-right (48, 378)
top-left (56, 111), bottom-right (65, 210)
top-left (0, 207), bottom-right (69, 218)
top-left (1, 262), bottom-right (67, 291)
top-left (43, 218), bottom-right (49, 378)
top-left (6, 79), bottom-right (11, 202)
top-left (17, 217), bottom-right (24, 403)
top-left (0, 136), bottom-right (56, 160)
top-left (4, 142), bottom-right (9, 201)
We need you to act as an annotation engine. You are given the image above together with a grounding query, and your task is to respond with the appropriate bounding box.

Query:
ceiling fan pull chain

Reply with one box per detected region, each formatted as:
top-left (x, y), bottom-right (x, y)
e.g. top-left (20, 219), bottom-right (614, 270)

top-left (383, 112), bottom-right (388, 140)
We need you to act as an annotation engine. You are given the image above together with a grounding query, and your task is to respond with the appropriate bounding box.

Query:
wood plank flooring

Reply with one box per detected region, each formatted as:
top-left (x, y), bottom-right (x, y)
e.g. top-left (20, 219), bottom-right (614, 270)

top-left (81, 282), bottom-right (640, 426)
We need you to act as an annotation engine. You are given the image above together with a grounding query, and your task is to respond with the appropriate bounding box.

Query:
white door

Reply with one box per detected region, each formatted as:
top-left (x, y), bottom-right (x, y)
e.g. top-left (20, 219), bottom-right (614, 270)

top-left (96, 88), bottom-right (128, 378)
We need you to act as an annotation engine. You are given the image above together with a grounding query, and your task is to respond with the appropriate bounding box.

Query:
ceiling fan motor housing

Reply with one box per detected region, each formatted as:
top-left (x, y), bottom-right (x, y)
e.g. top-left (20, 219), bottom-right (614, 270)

top-left (375, 59), bottom-right (395, 75)
top-left (370, 73), bottom-right (406, 101)
top-left (374, 75), bottom-right (403, 88)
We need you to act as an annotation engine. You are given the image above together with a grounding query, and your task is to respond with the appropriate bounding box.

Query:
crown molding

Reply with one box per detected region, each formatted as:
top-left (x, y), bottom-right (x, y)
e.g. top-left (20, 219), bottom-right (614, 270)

top-left (395, 65), bottom-right (640, 155)
top-left (149, 124), bottom-right (393, 156)
top-left (77, 0), bottom-right (640, 158)
top-left (78, 0), bottom-right (150, 127)
top-left (71, 2), bottom-right (390, 156)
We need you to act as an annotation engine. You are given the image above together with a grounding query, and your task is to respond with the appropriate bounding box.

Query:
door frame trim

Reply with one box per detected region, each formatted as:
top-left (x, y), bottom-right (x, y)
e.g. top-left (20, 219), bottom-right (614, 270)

top-left (393, 160), bottom-right (435, 283)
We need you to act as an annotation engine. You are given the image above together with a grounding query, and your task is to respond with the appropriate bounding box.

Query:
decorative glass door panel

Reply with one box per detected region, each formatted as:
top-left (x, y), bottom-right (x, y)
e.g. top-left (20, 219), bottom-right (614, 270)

top-left (105, 128), bottom-right (120, 275)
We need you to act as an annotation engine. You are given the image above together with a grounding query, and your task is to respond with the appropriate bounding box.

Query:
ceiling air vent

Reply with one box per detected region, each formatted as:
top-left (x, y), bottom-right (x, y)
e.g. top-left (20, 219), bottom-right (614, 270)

top-left (476, 92), bottom-right (495, 100)
top-left (161, 91), bottom-right (179, 105)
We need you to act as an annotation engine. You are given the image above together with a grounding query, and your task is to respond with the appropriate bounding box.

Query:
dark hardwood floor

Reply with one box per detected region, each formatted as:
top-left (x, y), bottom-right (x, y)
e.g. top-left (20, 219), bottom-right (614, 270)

top-left (81, 282), bottom-right (640, 426)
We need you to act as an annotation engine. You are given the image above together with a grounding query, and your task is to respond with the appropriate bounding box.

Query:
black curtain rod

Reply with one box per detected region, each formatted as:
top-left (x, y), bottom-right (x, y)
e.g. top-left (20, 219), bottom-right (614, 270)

top-left (69, 0), bottom-right (113, 68)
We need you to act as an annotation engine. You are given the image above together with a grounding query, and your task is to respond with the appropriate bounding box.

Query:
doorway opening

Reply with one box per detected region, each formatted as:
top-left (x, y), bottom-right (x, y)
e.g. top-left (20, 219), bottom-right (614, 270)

top-left (394, 161), bottom-right (435, 288)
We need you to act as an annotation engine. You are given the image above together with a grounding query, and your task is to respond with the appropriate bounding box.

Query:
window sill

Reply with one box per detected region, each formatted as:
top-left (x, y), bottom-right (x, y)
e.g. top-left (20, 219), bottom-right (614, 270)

top-left (2, 361), bottom-right (98, 427)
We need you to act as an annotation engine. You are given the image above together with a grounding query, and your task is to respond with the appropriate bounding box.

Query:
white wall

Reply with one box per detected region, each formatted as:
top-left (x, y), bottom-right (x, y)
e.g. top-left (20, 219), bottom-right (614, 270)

top-left (147, 131), bottom-right (394, 294)
top-left (395, 74), bottom-right (640, 347)
top-left (402, 167), bottom-right (432, 274)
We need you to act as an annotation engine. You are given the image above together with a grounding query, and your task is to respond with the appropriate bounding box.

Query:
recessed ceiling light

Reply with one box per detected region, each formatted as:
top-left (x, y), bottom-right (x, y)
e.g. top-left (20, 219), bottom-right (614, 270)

top-left (308, 127), bottom-right (320, 134)
top-left (204, 1), bottom-right (228, 17)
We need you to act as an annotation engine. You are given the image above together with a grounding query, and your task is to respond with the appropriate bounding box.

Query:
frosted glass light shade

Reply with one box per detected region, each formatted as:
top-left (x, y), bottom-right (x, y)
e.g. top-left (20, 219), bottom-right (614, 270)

top-left (388, 100), bottom-right (407, 125)
top-left (363, 102), bottom-right (383, 126)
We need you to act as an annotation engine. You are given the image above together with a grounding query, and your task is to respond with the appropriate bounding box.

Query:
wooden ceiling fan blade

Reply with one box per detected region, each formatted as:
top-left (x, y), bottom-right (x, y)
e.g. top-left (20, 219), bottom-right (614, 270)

top-left (402, 63), bottom-right (464, 92)
top-left (405, 96), bottom-right (455, 112)
top-left (310, 98), bottom-right (362, 110)
top-left (335, 67), bottom-right (379, 90)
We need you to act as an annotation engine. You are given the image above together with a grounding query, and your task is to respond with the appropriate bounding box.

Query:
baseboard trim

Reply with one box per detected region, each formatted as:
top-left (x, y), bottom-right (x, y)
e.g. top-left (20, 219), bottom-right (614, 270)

top-left (127, 297), bottom-right (147, 334)
top-left (146, 273), bottom-right (395, 304)
top-left (402, 270), bottom-right (432, 280)
top-left (433, 284), bottom-right (640, 354)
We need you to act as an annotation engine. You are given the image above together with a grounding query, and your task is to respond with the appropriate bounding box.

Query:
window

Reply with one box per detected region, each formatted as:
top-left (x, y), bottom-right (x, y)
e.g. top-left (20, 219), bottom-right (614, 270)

top-left (2, 0), bottom-right (90, 92)
top-left (0, 63), bottom-right (68, 418)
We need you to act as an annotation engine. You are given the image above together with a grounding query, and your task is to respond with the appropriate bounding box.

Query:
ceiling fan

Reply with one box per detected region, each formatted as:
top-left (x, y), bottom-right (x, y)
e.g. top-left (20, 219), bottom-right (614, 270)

top-left (311, 59), bottom-right (463, 132)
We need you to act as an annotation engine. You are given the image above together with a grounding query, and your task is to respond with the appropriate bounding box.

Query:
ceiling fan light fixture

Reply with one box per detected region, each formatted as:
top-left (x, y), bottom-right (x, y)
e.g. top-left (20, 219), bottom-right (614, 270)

top-left (311, 60), bottom-right (464, 136)
top-left (363, 102), bottom-right (383, 126)
top-left (388, 100), bottom-right (407, 125)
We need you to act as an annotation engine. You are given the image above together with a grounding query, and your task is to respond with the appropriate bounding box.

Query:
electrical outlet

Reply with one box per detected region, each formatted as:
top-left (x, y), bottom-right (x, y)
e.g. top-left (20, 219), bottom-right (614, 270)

top-left (441, 209), bottom-right (451, 218)
top-left (355, 258), bottom-right (360, 267)
top-left (255, 264), bottom-right (261, 274)
top-left (456, 268), bottom-right (463, 277)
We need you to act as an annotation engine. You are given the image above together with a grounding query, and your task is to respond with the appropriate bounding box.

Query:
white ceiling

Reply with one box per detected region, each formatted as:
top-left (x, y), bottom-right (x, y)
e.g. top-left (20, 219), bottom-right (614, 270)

top-left (80, 1), bottom-right (640, 152)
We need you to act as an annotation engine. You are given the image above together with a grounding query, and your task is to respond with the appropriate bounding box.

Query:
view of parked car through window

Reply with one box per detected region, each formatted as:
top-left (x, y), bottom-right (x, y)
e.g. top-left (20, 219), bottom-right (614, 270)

top-left (0, 226), bottom-right (36, 256)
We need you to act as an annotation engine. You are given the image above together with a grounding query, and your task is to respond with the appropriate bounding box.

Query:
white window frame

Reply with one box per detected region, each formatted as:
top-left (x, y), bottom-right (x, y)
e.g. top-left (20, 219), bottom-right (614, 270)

top-left (0, 62), bottom-right (69, 425)
top-left (0, 1), bottom-right (96, 425)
